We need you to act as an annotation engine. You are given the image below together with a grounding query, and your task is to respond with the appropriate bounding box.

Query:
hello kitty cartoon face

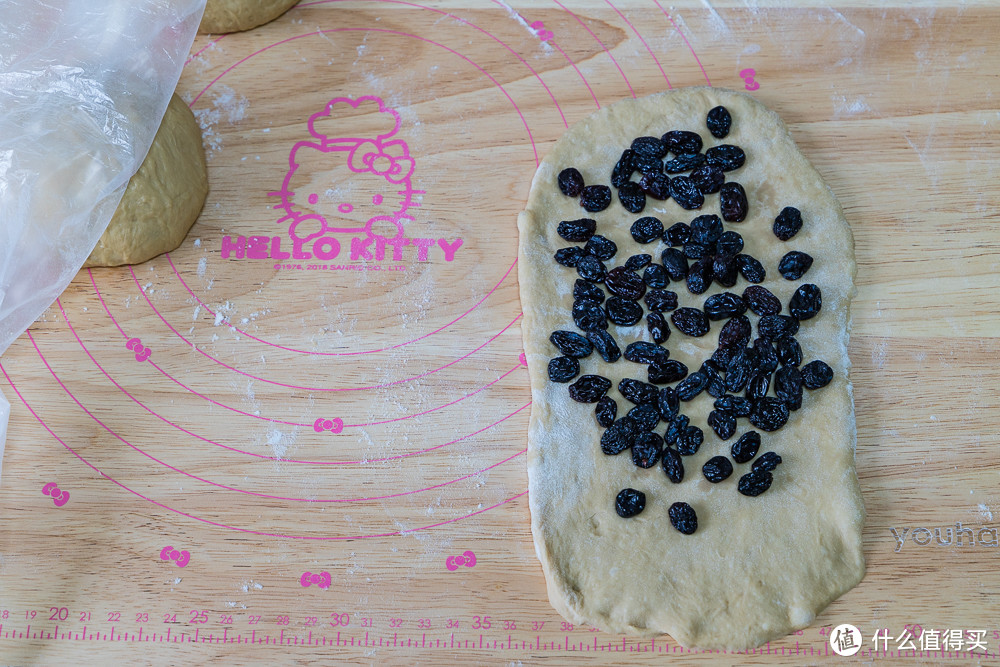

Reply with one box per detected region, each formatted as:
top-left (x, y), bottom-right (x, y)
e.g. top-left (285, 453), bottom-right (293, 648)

top-left (269, 96), bottom-right (420, 243)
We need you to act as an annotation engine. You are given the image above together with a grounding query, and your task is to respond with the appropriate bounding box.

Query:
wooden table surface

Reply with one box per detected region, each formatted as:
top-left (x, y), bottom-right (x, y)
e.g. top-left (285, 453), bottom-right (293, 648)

top-left (1, 1), bottom-right (998, 664)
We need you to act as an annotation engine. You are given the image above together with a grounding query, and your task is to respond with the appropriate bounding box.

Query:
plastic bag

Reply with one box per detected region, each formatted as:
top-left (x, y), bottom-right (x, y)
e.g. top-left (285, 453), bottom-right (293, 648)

top-left (0, 0), bottom-right (205, 481)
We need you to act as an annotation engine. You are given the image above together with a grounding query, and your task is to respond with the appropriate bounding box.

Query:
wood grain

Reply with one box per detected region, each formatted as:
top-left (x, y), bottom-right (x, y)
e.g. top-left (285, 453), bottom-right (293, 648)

top-left (1, 2), bottom-right (999, 664)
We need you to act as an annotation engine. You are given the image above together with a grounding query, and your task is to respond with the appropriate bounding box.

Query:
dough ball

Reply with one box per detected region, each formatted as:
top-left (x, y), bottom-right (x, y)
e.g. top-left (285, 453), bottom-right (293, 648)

top-left (198, 0), bottom-right (300, 34)
top-left (85, 93), bottom-right (208, 268)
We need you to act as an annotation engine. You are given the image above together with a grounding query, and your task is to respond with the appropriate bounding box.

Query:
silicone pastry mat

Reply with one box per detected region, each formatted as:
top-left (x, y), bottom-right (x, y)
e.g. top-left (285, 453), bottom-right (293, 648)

top-left (1, 2), bottom-right (998, 664)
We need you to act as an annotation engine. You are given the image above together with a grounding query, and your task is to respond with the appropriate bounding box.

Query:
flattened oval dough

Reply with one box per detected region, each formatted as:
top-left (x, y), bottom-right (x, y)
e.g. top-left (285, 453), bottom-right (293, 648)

top-left (85, 93), bottom-right (207, 268)
top-left (198, 0), bottom-right (300, 34)
top-left (517, 87), bottom-right (865, 650)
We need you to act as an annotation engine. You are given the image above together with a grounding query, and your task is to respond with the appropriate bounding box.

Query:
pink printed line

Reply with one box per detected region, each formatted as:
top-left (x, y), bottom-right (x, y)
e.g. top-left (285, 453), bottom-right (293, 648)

top-left (604, 0), bottom-right (671, 89)
top-left (161, 254), bottom-right (519, 357)
top-left (188, 28), bottom-right (539, 166)
top-left (185, 35), bottom-right (228, 64)
top-left (85, 273), bottom-right (523, 425)
top-left (653, 0), bottom-right (712, 86)
top-left (551, 0), bottom-right (635, 98)
top-left (120, 265), bottom-right (521, 392)
top-left (1, 363), bottom-right (529, 540)
top-left (22, 327), bottom-right (525, 502)
top-left (50, 303), bottom-right (531, 463)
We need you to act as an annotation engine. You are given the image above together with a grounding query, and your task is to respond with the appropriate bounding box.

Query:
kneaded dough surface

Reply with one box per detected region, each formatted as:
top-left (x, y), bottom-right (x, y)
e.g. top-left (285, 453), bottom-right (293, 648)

top-left (517, 87), bottom-right (865, 650)
top-left (199, 0), bottom-right (300, 34)
top-left (85, 93), bottom-right (207, 268)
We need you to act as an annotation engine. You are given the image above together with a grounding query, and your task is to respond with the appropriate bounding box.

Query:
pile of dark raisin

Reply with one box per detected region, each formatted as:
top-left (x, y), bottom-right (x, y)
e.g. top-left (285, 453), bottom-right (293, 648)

top-left (549, 104), bottom-right (833, 535)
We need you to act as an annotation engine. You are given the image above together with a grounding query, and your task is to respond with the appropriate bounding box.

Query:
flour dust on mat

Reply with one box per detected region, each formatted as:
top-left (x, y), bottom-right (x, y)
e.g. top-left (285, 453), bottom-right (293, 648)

top-left (517, 87), bottom-right (864, 650)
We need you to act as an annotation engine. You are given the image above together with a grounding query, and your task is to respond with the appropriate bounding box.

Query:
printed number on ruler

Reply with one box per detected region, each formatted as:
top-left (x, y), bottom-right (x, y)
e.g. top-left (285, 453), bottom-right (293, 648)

top-left (125, 337), bottom-right (152, 362)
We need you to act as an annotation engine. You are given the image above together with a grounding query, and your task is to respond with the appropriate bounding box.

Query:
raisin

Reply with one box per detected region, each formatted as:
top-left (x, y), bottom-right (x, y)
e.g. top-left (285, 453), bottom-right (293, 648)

top-left (595, 396), bottom-right (617, 427)
top-left (627, 404), bottom-right (661, 432)
top-left (773, 206), bottom-right (803, 241)
top-left (718, 315), bottom-right (752, 348)
top-left (600, 416), bottom-right (639, 454)
top-left (712, 253), bottom-right (739, 288)
top-left (662, 448), bottom-right (685, 484)
top-left (724, 348), bottom-right (752, 393)
top-left (719, 182), bottom-right (748, 222)
top-left (749, 396), bottom-right (790, 431)
top-left (632, 152), bottom-right (664, 176)
top-left (625, 254), bottom-right (652, 271)
top-left (662, 130), bottom-right (703, 155)
top-left (731, 431), bottom-right (761, 463)
top-left (576, 254), bottom-right (607, 282)
top-left (745, 371), bottom-right (770, 402)
top-left (580, 185), bottom-right (612, 212)
top-left (711, 346), bottom-right (738, 367)
top-left (665, 222), bottom-right (691, 246)
top-left (554, 246), bottom-right (585, 267)
top-left (615, 488), bottom-right (646, 518)
top-left (585, 235), bottom-right (617, 261)
top-left (685, 258), bottom-right (712, 294)
top-left (708, 410), bottom-right (737, 440)
top-left (775, 365), bottom-right (803, 410)
top-left (631, 136), bottom-right (668, 159)
top-left (605, 266), bottom-right (647, 300)
top-left (676, 372), bottom-right (709, 401)
top-left (665, 152), bottom-right (706, 174)
top-left (743, 285), bottom-right (782, 316)
top-left (689, 214), bottom-right (723, 246)
top-left (657, 387), bottom-right (680, 421)
top-left (705, 144), bottom-right (746, 171)
top-left (619, 377), bottom-right (660, 404)
top-left (758, 314), bottom-right (799, 339)
top-left (572, 299), bottom-right (608, 332)
top-left (568, 374), bottom-right (612, 403)
top-left (557, 218), bottom-right (597, 242)
top-left (549, 330), bottom-right (593, 357)
top-left (639, 172), bottom-right (671, 200)
top-left (647, 312), bottom-right (670, 343)
top-left (618, 181), bottom-right (646, 213)
top-left (671, 307), bottom-right (710, 337)
top-left (642, 263), bottom-right (669, 288)
top-left (644, 289), bottom-right (678, 312)
top-left (716, 230), bottom-right (744, 256)
top-left (801, 360), bottom-right (834, 389)
top-left (775, 336), bottom-right (802, 367)
top-left (789, 284), bottom-right (822, 320)
top-left (587, 329), bottom-right (622, 363)
top-left (661, 248), bottom-right (689, 280)
top-left (684, 242), bottom-right (710, 260)
top-left (778, 251), bottom-right (813, 280)
top-left (703, 361), bottom-right (727, 398)
top-left (706, 105), bottom-right (732, 139)
top-left (664, 414), bottom-right (688, 445)
top-left (669, 175), bottom-right (704, 210)
top-left (753, 451), bottom-right (783, 473)
top-left (737, 469), bottom-right (773, 497)
top-left (610, 150), bottom-right (635, 188)
top-left (630, 216), bottom-right (664, 244)
top-left (606, 297), bottom-right (643, 326)
top-left (736, 253), bottom-right (766, 283)
top-left (668, 501), bottom-right (698, 534)
top-left (558, 167), bottom-right (585, 197)
top-left (624, 342), bottom-right (669, 365)
top-left (648, 359), bottom-right (688, 384)
top-left (752, 339), bottom-right (779, 377)
top-left (632, 432), bottom-right (663, 468)
top-left (677, 425), bottom-right (704, 456)
top-left (715, 395), bottom-right (752, 418)
top-left (547, 356), bottom-right (580, 383)
top-left (703, 292), bottom-right (747, 320)
top-left (573, 279), bottom-right (605, 304)
top-left (703, 455), bottom-right (734, 483)
top-left (689, 164), bottom-right (725, 196)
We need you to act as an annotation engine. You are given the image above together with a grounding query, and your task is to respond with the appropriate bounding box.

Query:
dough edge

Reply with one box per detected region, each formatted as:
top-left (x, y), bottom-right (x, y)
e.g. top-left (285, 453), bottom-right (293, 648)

top-left (517, 86), bottom-right (865, 650)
